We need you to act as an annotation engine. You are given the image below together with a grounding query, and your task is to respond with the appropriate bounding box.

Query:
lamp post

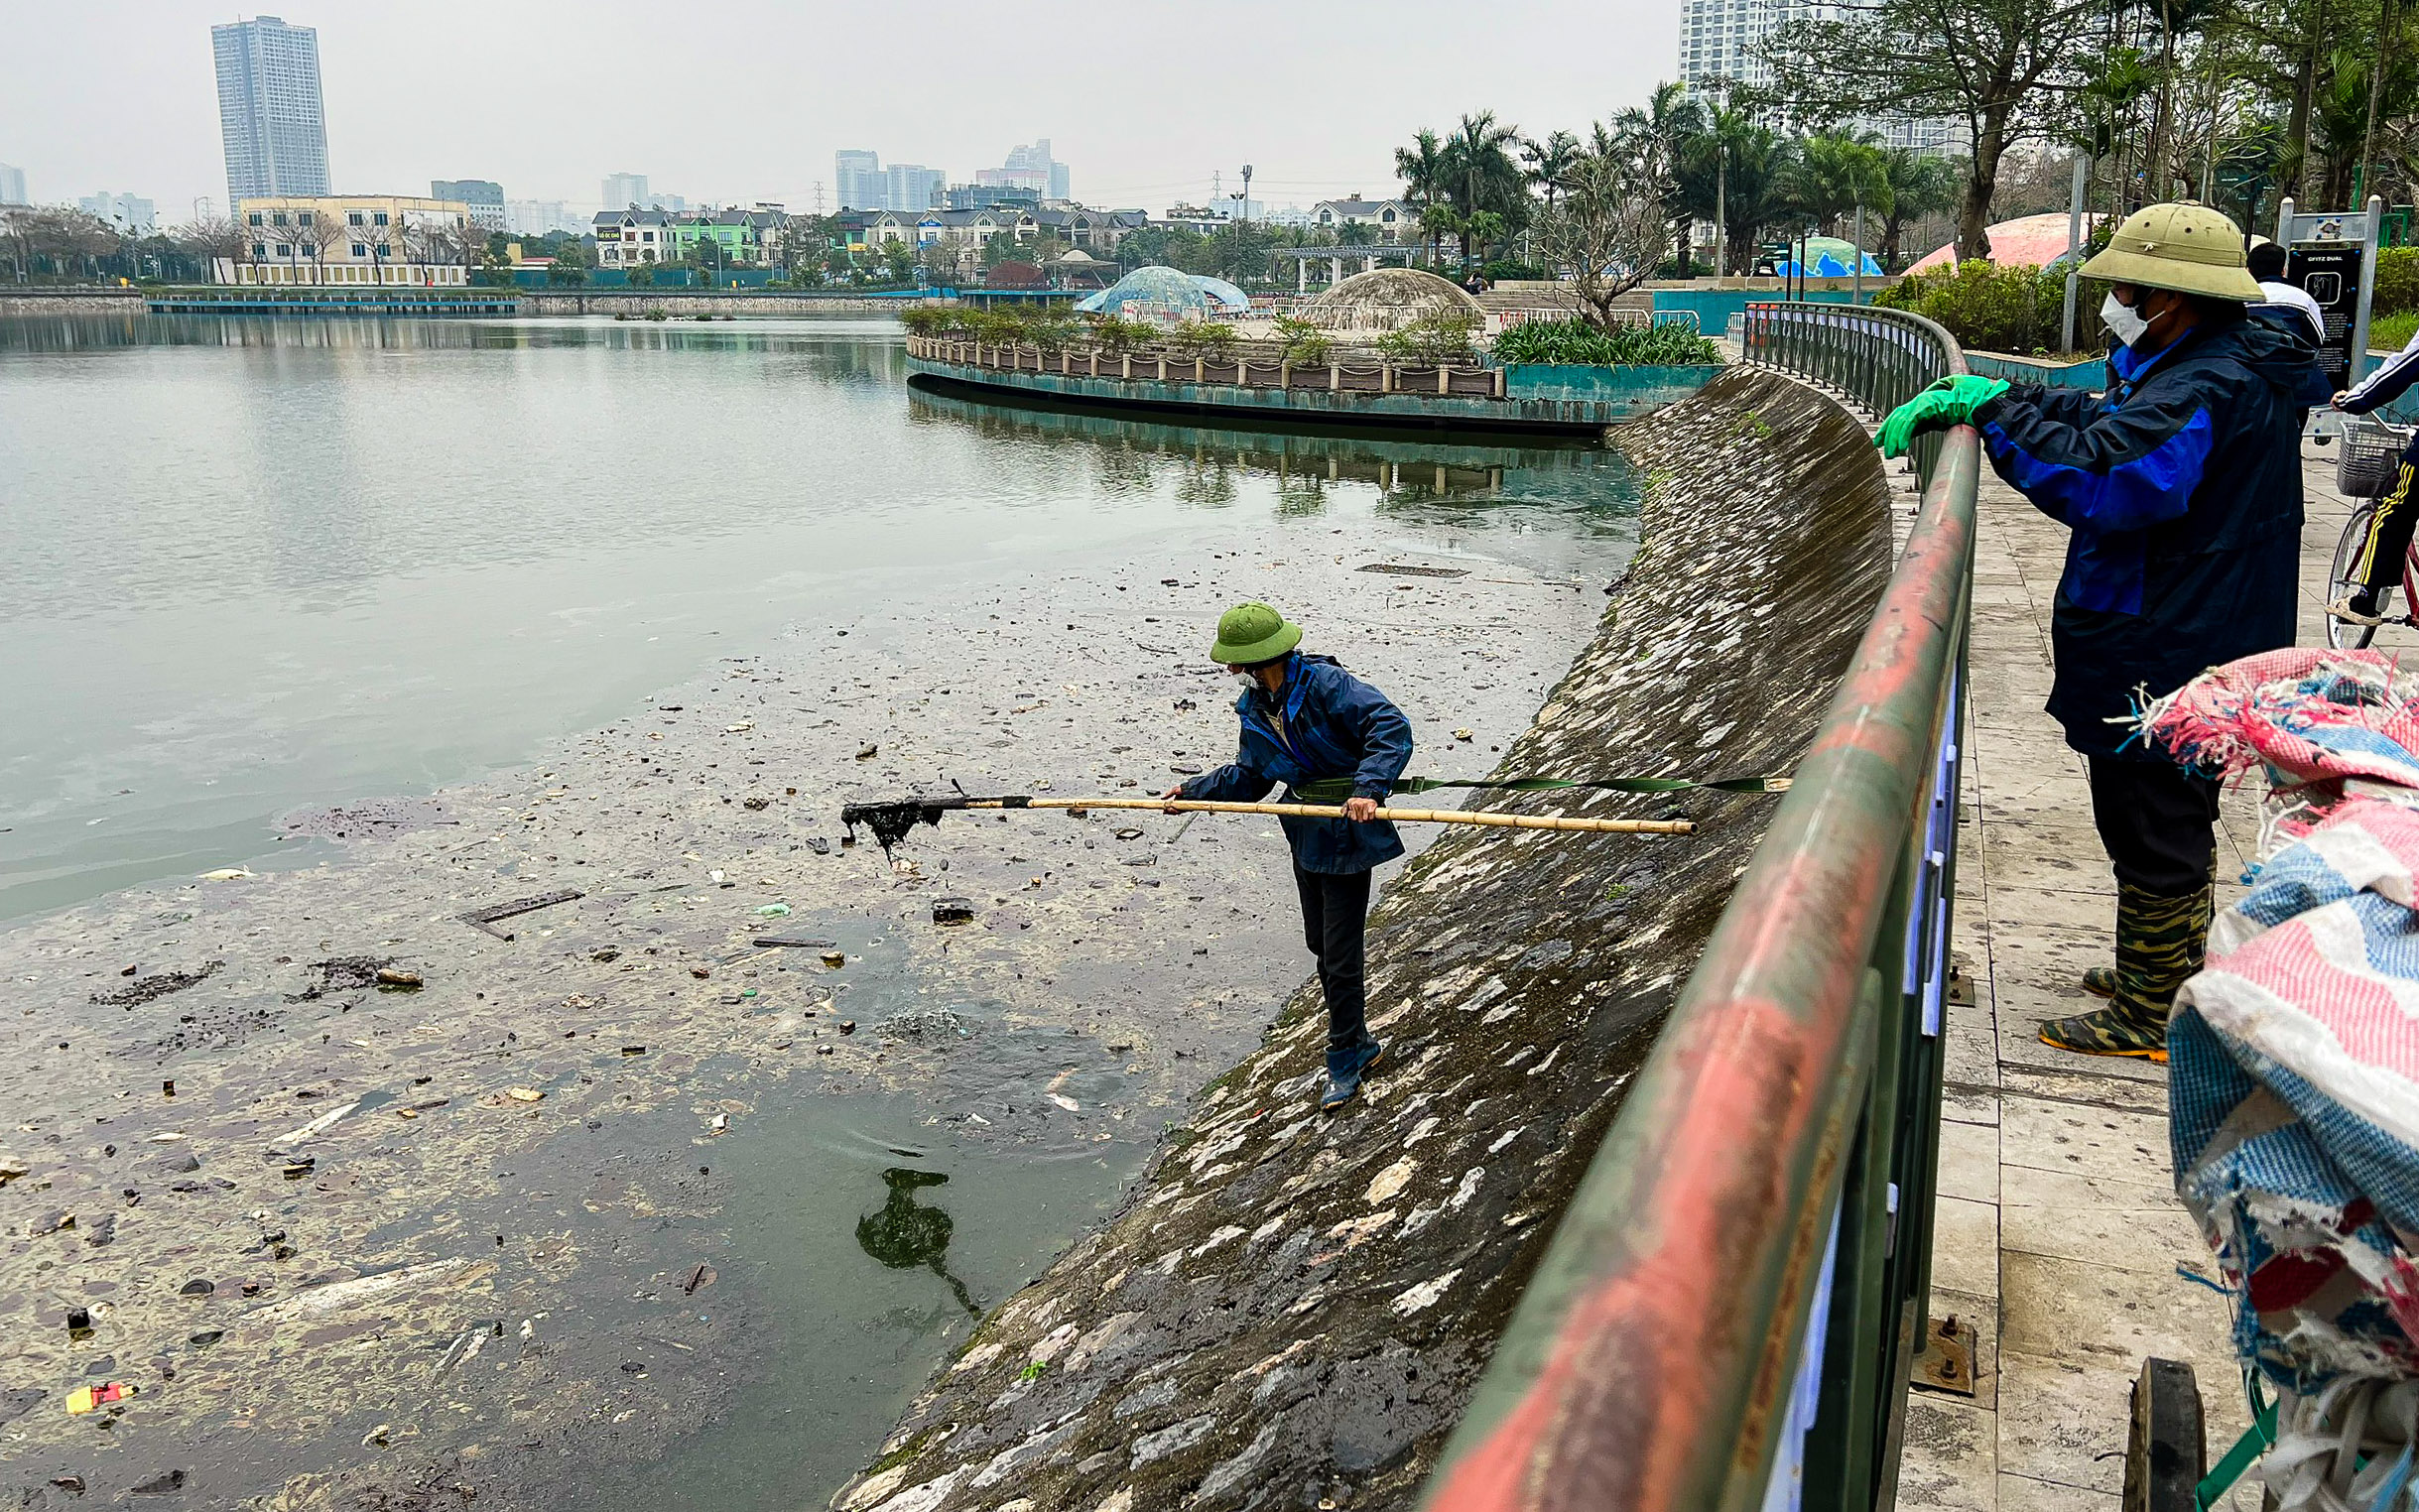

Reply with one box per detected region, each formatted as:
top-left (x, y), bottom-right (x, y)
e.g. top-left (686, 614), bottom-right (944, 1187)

top-left (1239, 165), bottom-right (1252, 229)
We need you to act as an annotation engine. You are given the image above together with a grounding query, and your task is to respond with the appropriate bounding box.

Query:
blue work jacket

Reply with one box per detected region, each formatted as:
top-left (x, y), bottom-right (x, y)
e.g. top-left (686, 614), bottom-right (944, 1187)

top-left (1179, 653), bottom-right (1414, 874)
top-left (1973, 314), bottom-right (2308, 757)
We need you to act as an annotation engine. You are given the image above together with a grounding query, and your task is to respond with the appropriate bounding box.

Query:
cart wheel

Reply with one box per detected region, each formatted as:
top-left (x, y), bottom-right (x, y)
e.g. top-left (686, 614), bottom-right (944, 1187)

top-left (2124, 1357), bottom-right (2208, 1512)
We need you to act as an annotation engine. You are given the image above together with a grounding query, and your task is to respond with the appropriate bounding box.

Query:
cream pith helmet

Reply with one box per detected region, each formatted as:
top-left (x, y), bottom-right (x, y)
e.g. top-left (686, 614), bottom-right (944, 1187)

top-left (2079, 202), bottom-right (2262, 301)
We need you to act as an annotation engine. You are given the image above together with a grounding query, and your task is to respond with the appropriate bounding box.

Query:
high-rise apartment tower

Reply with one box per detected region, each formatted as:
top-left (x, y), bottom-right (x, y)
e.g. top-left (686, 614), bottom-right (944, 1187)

top-left (212, 16), bottom-right (330, 207)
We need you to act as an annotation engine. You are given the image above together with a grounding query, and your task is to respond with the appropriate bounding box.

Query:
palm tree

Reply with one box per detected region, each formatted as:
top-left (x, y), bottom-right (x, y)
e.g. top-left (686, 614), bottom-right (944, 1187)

top-left (1445, 110), bottom-right (1529, 272)
top-left (1523, 130), bottom-right (1584, 210)
top-left (1417, 203), bottom-right (1462, 270)
top-left (1785, 131), bottom-right (1889, 237)
top-left (1704, 110), bottom-right (1796, 275)
top-left (1613, 80), bottom-right (1710, 275)
top-left (1873, 147), bottom-right (1959, 270)
top-left (1394, 130), bottom-right (1450, 221)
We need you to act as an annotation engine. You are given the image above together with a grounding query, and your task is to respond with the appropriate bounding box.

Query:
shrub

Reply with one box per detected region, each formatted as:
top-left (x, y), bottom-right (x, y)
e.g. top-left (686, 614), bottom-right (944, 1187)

top-left (1490, 317), bottom-right (1721, 366)
top-left (1168, 320), bottom-right (1239, 357)
top-left (1873, 262), bottom-right (2078, 355)
top-left (2374, 246), bottom-right (2418, 317)
top-left (1019, 307), bottom-right (1083, 353)
top-left (1273, 315), bottom-right (1333, 366)
top-left (1376, 309), bottom-right (1482, 364)
top-left (1084, 315), bottom-right (1156, 353)
top-left (897, 306), bottom-right (956, 337)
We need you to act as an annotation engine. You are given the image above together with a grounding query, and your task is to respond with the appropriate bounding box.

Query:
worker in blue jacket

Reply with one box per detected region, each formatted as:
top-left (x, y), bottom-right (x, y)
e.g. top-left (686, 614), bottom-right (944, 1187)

top-left (1878, 202), bottom-right (2307, 1062)
top-left (1164, 601), bottom-right (1413, 1110)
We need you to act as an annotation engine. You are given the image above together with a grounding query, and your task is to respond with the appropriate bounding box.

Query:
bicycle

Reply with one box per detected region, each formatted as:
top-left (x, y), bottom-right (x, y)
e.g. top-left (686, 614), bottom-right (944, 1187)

top-left (2324, 416), bottom-right (2419, 651)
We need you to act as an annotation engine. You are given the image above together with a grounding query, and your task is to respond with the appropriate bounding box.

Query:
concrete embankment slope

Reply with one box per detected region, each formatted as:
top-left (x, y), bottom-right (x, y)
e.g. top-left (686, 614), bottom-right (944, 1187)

top-left (832, 367), bottom-right (1897, 1512)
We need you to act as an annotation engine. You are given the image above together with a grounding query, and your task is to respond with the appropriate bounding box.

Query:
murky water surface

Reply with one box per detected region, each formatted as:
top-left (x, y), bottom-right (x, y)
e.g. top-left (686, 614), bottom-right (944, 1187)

top-left (2, 315), bottom-right (1637, 924)
top-left (0, 313), bottom-right (1642, 1507)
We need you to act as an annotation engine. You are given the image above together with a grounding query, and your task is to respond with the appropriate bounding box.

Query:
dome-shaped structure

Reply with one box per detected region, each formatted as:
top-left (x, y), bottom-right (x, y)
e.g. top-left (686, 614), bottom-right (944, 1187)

top-left (1189, 275), bottom-right (1250, 314)
top-left (1299, 268), bottom-right (1485, 332)
top-left (1075, 265), bottom-right (1210, 324)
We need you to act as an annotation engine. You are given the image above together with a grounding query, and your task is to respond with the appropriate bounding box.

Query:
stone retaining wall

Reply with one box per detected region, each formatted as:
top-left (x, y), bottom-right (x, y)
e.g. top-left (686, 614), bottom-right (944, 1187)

top-left (831, 366), bottom-right (1897, 1512)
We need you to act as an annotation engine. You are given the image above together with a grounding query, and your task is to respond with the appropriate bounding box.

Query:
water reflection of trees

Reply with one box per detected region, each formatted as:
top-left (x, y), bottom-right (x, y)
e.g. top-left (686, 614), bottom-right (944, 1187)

top-left (906, 387), bottom-right (1642, 522)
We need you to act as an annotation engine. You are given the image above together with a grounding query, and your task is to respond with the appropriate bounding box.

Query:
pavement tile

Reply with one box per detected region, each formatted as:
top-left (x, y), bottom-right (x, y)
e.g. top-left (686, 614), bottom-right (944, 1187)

top-left (1938, 1117), bottom-right (2000, 1203)
top-left (1981, 822), bottom-right (2117, 897)
top-left (1984, 885), bottom-right (2110, 937)
top-left (1995, 1351), bottom-right (2132, 1496)
top-left (1997, 1472), bottom-right (2116, 1511)
top-left (1898, 1395), bottom-right (1998, 1511)
top-left (2000, 1166), bottom-right (2206, 1276)
top-left (2000, 1096), bottom-right (2171, 1186)
top-left (1931, 1194), bottom-right (2001, 1298)
top-left (1996, 1064), bottom-right (2168, 1117)
top-left (2000, 1251), bottom-right (2235, 1380)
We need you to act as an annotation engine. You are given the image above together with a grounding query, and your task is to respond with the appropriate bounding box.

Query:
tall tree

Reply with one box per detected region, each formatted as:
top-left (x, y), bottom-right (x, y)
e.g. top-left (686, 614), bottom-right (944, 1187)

top-left (1523, 130), bottom-right (1584, 209)
top-left (1444, 110), bottom-right (1530, 269)
top-left (1771, 0), bottom-right (2101, 260)
top-left (1532, 151), bottom-right (1668, 326)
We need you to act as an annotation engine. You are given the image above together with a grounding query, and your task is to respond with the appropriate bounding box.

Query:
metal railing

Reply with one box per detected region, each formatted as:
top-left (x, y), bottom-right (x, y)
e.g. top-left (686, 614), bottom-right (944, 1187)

top-left (1422, 303), bottom-right (1979, 1512)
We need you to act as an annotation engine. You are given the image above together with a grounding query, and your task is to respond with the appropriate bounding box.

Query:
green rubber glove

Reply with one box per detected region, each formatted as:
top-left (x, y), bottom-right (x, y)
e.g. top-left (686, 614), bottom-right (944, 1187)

top-left (1875, 375), bottom-right (2009, 457)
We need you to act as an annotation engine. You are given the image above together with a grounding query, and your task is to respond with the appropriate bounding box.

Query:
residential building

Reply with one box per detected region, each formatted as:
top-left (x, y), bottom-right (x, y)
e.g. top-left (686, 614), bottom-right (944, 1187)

top-left (672, 206), bottom-right (788, 267)
top-left (0, 164), bottom-right (26, 205)
top-left (884, 164), bottom-right (945, 213)
top-left (1030, 207), bottom-right (1146, 253)
top-left (944, 184), bottom-right (1039, 212)
top-left (505, 198), bottom-right (581, 237)
top-left (224, 194), bottom-right (472, 286)
top-left (433, 179), bottom-right (505, 232)
top-left (1311, 196), bottom-right (1409, 241)
top-left (212, 15), bottom-right (330, 207)
top-left (1001, 139), bottom-right (1070, 201)
top-left (78, 192), bottom-right (157, 233)
top-left (591, 207), bottom-right (679, 267)
top-left (601, 173), bottom-right (687, 212)
top-left (835, 150), bottom-right (882, 211)
top-left (1677, 0), bottom-right (1958, 154)
top-left (1161, 203), bottom-right (1230, 236)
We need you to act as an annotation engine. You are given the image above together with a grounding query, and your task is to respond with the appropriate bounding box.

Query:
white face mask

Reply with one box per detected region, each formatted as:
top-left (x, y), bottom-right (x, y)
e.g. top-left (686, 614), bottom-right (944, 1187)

top-left (2101, 291), bottom-right (2151, 348)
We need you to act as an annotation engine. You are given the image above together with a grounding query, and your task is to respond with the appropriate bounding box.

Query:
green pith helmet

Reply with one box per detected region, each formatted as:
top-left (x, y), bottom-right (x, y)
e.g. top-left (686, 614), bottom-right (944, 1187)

top-left (1210, 601), bottom-right (1304, 665)
top-left (2079, 202), bottom-right (2263, 302)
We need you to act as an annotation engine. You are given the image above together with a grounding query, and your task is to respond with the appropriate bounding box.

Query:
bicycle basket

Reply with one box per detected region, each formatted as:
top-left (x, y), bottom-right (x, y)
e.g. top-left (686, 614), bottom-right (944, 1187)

top-left (2339, 418), bottom-right (2414, 498)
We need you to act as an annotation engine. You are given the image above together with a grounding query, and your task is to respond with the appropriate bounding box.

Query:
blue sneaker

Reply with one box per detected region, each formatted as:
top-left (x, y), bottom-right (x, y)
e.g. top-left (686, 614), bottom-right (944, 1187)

top-left (1320, 1039), bottom-right (1385, 1112)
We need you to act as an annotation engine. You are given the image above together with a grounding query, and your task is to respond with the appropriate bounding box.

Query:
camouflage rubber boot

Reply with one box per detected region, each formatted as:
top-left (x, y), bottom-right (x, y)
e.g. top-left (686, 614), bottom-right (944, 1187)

top-left (2078, 965), bottom-right (2116, 998)
top-left (2040, 883), bottom-right (2212, 1062)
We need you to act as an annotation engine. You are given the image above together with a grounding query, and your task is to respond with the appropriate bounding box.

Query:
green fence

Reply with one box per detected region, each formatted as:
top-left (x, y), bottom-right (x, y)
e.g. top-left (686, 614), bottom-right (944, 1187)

top-left (1419, 303), bottom-right (1979, 1512)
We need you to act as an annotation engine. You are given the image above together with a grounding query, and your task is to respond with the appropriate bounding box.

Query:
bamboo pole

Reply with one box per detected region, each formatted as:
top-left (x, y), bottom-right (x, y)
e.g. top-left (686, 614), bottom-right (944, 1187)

top-left (970, 796), bottom-right (1693, 835)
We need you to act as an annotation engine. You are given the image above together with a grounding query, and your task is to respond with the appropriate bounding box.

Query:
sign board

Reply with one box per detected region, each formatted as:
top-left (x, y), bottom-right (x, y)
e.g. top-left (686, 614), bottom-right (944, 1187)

top-left (2278, 196), bottom-right (2384, 386)
top-left (2287, 240), bottom-right (2363, 389)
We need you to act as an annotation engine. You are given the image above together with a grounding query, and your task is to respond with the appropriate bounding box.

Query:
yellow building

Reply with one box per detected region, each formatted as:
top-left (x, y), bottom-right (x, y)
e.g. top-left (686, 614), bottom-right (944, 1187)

top-left (221, 195), bottom-right (476, 286)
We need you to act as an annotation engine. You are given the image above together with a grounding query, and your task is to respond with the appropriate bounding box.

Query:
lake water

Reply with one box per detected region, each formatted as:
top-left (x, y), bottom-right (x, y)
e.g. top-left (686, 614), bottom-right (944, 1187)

top-left (0, 312), bottom-right (1647, 1507)
top-left (0, 314), bottom-right (1642, 925)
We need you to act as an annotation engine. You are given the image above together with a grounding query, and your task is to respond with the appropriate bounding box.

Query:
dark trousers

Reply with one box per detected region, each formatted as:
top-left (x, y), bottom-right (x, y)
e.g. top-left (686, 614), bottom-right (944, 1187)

top-left (2087, 757), bottom-right (2222, 896)
top-left (1293, 865), bottom-right (1373, 1055)
top-left (2353, 435), bottom-right (2419, 591)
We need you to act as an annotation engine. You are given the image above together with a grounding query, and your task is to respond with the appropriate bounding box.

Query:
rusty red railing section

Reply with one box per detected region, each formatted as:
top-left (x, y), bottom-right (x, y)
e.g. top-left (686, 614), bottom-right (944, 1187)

top-left (1422, 304), bottom-right (1980, 1512)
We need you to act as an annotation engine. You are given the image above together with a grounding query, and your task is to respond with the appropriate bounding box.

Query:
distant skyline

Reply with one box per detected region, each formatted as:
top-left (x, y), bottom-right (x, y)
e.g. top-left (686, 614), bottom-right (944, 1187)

top-left (4, 0), bottom-right (1681, 223)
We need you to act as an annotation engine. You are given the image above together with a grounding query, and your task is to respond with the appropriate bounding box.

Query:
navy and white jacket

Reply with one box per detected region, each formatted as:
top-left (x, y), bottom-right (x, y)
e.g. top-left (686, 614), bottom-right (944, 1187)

top-left (1180, 653), bottom-right (1414, 874)
top-left (2337, 327), bottom-right (2419, 418)
top-left (1973, 313), bottom-right (2309, 757)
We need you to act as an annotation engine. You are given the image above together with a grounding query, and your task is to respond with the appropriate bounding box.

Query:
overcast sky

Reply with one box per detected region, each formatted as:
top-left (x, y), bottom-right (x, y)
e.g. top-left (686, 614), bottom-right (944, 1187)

top-left (4, 1), bottom-right (1682, 219)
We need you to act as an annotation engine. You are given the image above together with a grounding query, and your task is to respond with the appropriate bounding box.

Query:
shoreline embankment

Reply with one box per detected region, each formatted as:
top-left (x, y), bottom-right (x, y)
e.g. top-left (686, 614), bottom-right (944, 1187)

top-left (829, 365), bottom-right (1897, 1512)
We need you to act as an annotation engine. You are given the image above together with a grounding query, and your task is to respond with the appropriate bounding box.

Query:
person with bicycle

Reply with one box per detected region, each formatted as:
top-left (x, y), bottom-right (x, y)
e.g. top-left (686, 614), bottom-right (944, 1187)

top-left (2328, 323), bottom-right (2419, 627)
top-left (1876, 202), bottom-right (2309, 1061)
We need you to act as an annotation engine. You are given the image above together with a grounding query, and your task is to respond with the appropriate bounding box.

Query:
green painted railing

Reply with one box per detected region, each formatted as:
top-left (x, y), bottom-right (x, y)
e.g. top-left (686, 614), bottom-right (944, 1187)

top-left (1420, 303), bottom-right (1979, 1512)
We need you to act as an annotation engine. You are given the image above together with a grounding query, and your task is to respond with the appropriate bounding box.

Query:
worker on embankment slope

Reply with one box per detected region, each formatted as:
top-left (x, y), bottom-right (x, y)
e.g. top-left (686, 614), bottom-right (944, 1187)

top-left (1163, 602), bottom-right (1413, 1111)
top-left (1878, 202), bottom-right (2308, 1062)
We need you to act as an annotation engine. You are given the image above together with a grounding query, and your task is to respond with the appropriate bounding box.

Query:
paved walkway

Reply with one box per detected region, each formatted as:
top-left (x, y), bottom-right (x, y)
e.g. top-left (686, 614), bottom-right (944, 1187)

top-left (1897, 440), bottom-right (2360, 1510)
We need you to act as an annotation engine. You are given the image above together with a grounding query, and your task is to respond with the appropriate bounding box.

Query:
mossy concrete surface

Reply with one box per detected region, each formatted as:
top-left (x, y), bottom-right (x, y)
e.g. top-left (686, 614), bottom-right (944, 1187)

top-left (832, 367), bottom-right (1897, 1512)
